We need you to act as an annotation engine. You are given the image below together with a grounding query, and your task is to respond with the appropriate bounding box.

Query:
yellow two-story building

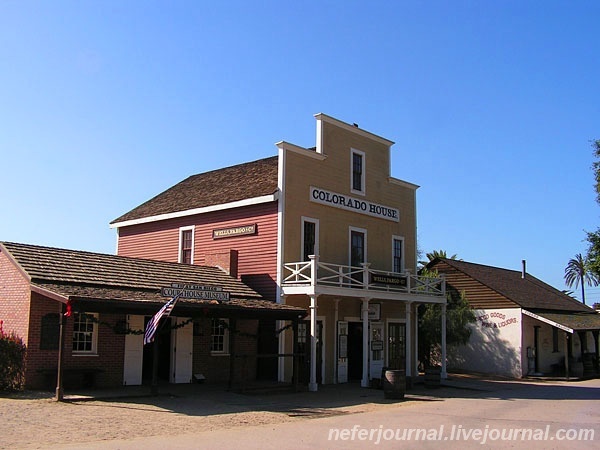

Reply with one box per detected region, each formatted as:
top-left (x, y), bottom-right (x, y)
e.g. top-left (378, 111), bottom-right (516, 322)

top-left (277, 114), bottom-right (445, 390)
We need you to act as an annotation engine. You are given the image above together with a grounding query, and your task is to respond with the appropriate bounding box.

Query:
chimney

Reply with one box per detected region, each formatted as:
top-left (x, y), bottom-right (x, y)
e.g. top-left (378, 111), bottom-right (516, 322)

top-left (522, 260), bottom-right (526, 279)
top-left (205, 249), bottom-right (239, 278)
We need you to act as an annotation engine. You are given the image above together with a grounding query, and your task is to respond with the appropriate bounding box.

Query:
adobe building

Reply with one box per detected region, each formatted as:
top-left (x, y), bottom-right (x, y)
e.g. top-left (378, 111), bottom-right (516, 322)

top-left (0, 241), bottom-right (305, 390)
top-left (111, 113), bottom-right (447, 390)
top-left (428, 258), bottom-right (600, 379)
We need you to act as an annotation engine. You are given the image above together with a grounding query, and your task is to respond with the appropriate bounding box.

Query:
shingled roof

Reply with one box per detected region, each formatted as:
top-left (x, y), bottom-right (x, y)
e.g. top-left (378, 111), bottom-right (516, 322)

top-left (428, 258), bottom-right (594, 313)
top-left (1, 242), bottom-right (306, 318)
top-left (111, 156), bottom-right (279, 225)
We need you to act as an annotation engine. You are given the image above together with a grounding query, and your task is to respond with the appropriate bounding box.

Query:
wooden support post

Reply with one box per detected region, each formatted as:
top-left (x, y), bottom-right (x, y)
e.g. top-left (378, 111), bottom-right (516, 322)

top-left (228, 318), bottom-right (236, 391)
top-left (565, 332), bottom-right (570, 380)
top-left (151, 338), bottom-right (159, 395)
top-left (55, 303), bottom-right (66, 402)
top-left (292, 319), bottom-right (299, 392)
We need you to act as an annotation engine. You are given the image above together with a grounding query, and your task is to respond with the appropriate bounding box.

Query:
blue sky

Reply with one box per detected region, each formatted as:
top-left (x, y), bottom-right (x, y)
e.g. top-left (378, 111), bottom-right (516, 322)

top-left (1, 1), bottom-right (599, 303)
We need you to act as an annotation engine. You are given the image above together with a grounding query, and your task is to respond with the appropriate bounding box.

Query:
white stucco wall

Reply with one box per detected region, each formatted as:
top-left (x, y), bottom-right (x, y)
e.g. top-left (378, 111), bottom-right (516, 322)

top-left (447, 308), bottom-right (522, 378)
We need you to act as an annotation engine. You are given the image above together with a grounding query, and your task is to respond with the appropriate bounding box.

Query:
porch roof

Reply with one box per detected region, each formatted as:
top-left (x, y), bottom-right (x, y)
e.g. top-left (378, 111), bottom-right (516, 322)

top-left (523, 309), bottom-right (600, 333)
top-left (2, 242), bottom-right (306, 321)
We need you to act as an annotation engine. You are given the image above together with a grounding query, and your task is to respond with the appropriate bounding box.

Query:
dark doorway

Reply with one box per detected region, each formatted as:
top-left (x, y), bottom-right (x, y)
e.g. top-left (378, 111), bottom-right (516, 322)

top-left (298, 320), bottom-right (323, 384)
top-left (257, 320), bottom-right (278, 380)
top-left (388, 322), bottom-right (406, 370)
top-left (142, 317), bottom-right (171, 383)
top-left (348, 322), bottom-right (363, 381)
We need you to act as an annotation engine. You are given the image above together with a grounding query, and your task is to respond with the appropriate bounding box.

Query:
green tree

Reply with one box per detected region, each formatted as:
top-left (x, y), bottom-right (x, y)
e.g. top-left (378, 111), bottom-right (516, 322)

top-left (585, 140), bottom-right (600, 277)
top-left (418, 249), bottom-right (459, 267)
top-left (564, 253), bottom-right (598, 305)
top-left (418, 265), bottom-right (475, 368)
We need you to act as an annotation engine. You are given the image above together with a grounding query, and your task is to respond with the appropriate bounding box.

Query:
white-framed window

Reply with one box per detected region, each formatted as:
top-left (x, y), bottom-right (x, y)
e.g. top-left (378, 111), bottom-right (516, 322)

top-left (301, 217), bottom-right (319, 261)
top-left (392, 236), bottom-right (404, 273)
top-left (178, 226), bottom-right (195, 264)
top-left (72, 313), bottom-right (98, 354)
top-left (211, 318), bottom-right (229, 354)
top-left (351, 148), bottom-right (366, 195)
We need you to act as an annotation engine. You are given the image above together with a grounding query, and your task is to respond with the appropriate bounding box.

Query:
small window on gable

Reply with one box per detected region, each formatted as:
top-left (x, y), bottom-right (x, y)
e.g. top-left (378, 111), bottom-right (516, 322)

top-left (40, 313), bottom-right (60, 350)
top-left (351, 149), bottom-right (365, 195)
top-left (179, 227), bottom-right (194, 264)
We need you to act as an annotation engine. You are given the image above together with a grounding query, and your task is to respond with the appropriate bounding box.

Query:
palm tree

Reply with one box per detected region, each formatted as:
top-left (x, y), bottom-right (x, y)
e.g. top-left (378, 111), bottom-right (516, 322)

top-left (564, 254), bottom-right (599, 305)
top-left (418, 249), bottom-right (459, 267)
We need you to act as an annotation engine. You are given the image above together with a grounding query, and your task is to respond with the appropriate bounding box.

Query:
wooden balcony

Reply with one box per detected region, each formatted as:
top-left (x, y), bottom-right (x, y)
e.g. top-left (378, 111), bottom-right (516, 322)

top-left (281, 255), bottom-right (445, 301)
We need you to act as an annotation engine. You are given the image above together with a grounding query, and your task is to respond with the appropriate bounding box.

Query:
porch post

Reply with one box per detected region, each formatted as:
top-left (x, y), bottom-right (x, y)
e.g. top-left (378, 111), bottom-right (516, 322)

top-left (55, 302), bottom-right (66, 402)
top-left (441, 303), bottom-right (447, 379)
top-left (333, 298), bottom-right (340, 384)
top-left (593, 330), bottom-right (599, 374)
top-left (414, 303), bottom-right (420, 376)
top-left (565, 332), bottom-right (570, 380)
top-left (292, 318), bottom-right (299, 392)
top-left (405, 302), bottom-right (412, 378)
top-left (361, 298), bottom-right (370, 387)
top-left (309, 294), bottom-right (318, 392)
top-left (277, 295), bottom-right (287, 383)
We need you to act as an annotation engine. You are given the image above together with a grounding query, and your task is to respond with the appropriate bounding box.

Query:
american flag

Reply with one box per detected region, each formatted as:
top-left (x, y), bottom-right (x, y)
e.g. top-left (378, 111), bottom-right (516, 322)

top-left (143, 293), bottom-right (181, 345)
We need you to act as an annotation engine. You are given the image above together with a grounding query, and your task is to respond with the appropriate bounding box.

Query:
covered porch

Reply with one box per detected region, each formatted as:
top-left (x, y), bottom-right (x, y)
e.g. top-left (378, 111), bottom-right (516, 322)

top-left (523, 310), bottom-right (600, 379)
top-left (280, 255), bottom-right (447, 391)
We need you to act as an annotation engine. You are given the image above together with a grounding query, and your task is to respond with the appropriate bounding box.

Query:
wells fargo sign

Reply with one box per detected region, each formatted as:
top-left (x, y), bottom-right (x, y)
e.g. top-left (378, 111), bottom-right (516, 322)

top-left (212, 224), bottom-right (257, 239)
top-left (310, 187), bottom-right (399, 222)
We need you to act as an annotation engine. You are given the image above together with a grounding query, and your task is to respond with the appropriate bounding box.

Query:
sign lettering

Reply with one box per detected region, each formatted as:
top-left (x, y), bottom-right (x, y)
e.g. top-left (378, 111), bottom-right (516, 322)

top-left (310, 187), bottom-right (399, 222)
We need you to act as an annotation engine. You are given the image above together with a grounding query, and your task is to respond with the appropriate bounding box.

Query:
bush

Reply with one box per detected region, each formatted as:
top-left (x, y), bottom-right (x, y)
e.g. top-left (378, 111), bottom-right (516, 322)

top-left (0, 321), bottom-right (26, 391)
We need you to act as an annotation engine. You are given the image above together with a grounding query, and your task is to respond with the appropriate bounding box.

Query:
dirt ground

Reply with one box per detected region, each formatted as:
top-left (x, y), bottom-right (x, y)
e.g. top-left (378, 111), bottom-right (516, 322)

top-left (0, 383), bottom-right (419, 449)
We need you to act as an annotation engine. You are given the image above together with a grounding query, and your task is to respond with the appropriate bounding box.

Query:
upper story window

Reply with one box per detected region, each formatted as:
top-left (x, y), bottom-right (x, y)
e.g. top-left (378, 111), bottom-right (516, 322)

top-left (302, 217), bottom-right (319, 261)
top-left (351, 149), bottom-right (366, 195)
top-left (72, 313), bottom-right (98, 354)
top-left (179, 226), bottom-right (195, 264)
top-left (392, 236), bottom-right (404, 273)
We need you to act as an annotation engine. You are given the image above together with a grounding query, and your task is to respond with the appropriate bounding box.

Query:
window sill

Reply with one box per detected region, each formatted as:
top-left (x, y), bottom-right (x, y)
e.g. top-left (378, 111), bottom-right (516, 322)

top-left (210, 352), bottom-right (230, 357)
top-left (72, 352), bottom-right (99, 357)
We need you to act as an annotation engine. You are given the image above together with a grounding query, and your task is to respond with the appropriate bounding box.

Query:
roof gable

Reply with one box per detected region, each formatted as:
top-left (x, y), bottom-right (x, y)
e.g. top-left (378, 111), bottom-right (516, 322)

top-left (111, 156), bottom-right (279, 225)
top-left (428, 258), bottom-right (593, 313)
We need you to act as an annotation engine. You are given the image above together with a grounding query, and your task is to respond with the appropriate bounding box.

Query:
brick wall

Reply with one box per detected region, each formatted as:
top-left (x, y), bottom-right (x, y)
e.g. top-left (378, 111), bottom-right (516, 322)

top-left (192, 318), bottom-right (258, 384)
top-left (26, 294), bottom-right (127, 390)
top-left (0, 249), bottom-right (32, 346)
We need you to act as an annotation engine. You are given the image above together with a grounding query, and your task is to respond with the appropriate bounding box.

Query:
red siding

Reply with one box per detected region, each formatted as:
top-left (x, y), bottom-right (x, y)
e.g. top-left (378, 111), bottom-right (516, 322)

top-left (117, 202), bottom-right (279, 300)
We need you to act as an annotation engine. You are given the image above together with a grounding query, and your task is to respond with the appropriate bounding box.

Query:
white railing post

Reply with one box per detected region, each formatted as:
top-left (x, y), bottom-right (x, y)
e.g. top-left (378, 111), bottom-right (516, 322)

top-left (362, 263), bottom-right (371, 289)
top-left (405, 270), bottom-right (411, 293)
top-left (309, 254), bottom-right (318, 287)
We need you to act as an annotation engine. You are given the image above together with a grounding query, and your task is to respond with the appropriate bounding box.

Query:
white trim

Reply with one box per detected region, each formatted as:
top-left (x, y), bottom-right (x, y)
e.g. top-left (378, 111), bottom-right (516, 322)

top-left (349, 226), bottom-right (368, 268)
top-left (178, 225), bottom-right (195, 264)
top-left (392, 235), bottom-right (405, 273)
top-left (314, 113), bottom-right (394, 146)
top-left (522, 309), bottom-right (574, 334)
top-left (110, 194), bottom-right (277, 229)
top-left (301, 216), bottom-right (320, 261)
top-left (316, 119), bottom-right (324, 154)
top-left (276, 141), bottom-right (327, 161)
top-left (350, 148), bottom-right (366, 196)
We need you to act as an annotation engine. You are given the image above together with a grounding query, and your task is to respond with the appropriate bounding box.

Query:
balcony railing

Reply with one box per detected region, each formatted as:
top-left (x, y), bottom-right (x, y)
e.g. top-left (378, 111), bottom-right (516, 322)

top-left (282, 256), bottom-right (445, 297)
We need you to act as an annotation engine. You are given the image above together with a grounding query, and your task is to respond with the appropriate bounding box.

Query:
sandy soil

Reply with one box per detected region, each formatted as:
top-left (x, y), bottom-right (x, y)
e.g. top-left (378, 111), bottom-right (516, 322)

top-left (0, 386), bottom-right (407, 449)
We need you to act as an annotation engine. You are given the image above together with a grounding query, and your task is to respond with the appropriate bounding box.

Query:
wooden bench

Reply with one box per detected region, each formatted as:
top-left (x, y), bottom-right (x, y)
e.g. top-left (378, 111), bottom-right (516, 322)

top-left (37, 368), bottom-right (104, 390)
